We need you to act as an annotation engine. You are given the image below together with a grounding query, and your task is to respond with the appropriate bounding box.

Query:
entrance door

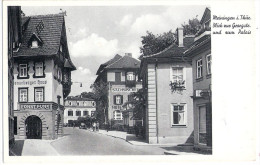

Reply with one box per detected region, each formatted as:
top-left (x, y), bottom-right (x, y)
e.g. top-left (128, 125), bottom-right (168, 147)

top-left (199, 106), bottom-right (207, 145)
top-left (25, 115), bottom-right (42, 139)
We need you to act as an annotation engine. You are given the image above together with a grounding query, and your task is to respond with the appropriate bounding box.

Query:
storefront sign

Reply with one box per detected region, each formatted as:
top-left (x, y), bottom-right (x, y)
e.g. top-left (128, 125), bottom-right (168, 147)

top-left (20, 103), bottom-right (51, 110)
top-left (14, 80), bottom-right (47, 86)
top-left (112, 105), bottom-right (123, 110)
top-left (111, 88), bottom-right (138, 92)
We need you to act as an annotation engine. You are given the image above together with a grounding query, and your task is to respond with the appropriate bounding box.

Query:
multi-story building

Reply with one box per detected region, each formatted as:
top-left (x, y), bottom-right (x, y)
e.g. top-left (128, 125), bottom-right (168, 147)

top-left (64, 96), bottom-right (96, 126)
top-left (95, 53), bottom-right (142, 126)
top-left (13, 13), bottom-right (76, 140)
top-left (140, 28), bottom-right (195, 144)
top-left (184, 7), bottom-right (212, 150)
top-left (8, 6), bottom-right (22, 147)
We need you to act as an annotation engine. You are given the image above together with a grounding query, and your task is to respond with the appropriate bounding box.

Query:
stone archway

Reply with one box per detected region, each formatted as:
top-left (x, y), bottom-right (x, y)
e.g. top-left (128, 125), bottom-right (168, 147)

top-left (25, 115), bottom-right (42, 139)
top-left (19, 112), bottom-right (47, 139)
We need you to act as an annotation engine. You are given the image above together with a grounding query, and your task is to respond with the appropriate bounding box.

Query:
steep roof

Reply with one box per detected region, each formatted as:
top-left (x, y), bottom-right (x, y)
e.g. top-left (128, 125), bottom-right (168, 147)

top-left (105, 55), bottom-right (140, 69)
top-left (14, 14), bottom-right (64, 57)
top-left (96, 54), bottom-right (122, 75)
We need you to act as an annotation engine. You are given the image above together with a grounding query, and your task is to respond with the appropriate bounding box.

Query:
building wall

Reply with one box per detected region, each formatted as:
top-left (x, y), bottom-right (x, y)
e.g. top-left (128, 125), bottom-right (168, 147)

top-left (192, 48), bottom-right (212, 147)
top-left (13, 58), bottom-right (65, 140)
top-left (145, 62), bottom-right (194, 144)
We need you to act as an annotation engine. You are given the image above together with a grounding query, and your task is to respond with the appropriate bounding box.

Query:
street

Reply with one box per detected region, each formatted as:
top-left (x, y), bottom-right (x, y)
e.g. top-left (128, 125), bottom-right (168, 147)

top-left (51, 127), bottom-right (166, 155)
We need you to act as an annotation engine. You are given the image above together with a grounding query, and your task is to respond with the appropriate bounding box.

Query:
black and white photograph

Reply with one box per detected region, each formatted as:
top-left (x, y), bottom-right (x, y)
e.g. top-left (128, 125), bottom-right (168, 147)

top-left (2, 0), bottom-right (259, 164)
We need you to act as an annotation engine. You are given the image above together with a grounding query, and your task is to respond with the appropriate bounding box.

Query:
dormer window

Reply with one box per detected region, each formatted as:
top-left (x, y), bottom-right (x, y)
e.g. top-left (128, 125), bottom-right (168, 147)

top-left (31, 40), bottom-right (38, 48)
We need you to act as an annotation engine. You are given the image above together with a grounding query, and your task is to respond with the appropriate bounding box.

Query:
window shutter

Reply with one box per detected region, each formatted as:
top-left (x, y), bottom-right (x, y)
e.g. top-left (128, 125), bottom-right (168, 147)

top-left (113, 95), bottom-right (116, 104)
top-left (120, 95), bottom-right (123, 104)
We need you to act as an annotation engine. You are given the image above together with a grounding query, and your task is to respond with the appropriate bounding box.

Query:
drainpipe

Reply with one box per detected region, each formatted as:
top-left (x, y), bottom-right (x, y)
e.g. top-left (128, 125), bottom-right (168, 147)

top-left (155, 59), bottom-right (159, 144)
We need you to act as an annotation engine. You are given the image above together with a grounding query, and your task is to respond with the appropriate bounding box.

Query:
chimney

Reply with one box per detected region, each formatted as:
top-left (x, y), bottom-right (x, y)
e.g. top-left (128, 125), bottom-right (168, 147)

top-left (177, 27), bottom-right (184, 47)
top-left (125, 53), bottom-right (132, 57)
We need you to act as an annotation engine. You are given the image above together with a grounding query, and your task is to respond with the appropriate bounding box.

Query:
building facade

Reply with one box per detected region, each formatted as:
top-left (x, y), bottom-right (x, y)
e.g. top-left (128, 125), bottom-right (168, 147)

top-left (8, 6), bottom-right (22, 147)
top-left (140, 28), bottom-right (195, 144)
top-left (64, 96), bottom-right (96, 126)
top-left (13, 13), bottom-right (76, 140)
top-left (95, 53), bottom-right (142, 126)
top-left (184, 7), bottom-right (212, 150)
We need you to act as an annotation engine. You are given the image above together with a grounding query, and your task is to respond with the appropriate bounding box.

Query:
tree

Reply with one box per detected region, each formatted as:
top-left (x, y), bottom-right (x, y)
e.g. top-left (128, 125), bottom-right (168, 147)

top-left (90, 80), bottom-right (109, 126)
top-left (139, 17), bottom-right (201, 58)
top-left (80, 92), bottom-right (95, 99)
top-left (182, 17), bottom-right (201, 36)
top-left (123, 89), bottom-right (145, 121)
top-left (140, 30), bottom-right (175, 57)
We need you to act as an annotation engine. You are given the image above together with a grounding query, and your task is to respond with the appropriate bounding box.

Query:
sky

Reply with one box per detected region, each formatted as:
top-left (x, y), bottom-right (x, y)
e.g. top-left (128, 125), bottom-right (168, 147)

top-left (22, 6), bottom-right (206, 96)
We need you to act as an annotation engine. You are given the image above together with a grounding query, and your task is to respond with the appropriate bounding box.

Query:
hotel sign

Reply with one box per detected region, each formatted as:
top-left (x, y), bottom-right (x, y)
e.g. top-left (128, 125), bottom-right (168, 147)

top-left (111, 88), bottom-right (138, 92)
top-left (20, 103), bottom-right (52, 110)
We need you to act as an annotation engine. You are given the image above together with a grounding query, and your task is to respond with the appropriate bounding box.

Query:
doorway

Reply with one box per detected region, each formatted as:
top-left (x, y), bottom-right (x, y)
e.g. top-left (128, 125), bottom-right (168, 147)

top-left (25, 115), bottom-right (42, 139)
top-left (199, 106), bottom-right (207, 145)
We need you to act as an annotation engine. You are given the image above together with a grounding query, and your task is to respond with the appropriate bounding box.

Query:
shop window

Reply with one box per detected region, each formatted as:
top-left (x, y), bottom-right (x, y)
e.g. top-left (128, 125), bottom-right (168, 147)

top-left (206, 54), bottom-right (211, 75)
top-left (76, 111), bottom-right (81, 116)
top-left (197, 59), bottom-right (203, 79)
top-left (115, 72), bottom-right (121, 82)
top-left (171, 104), bottom-right (187, 126)
top-left (18, 63), bottom-right (29, 79)
top-left (114, 95), bottom-right (123, 105)
top-left (18, 88), bottom-right (28, 103)
top-left (34, 87), bottom-right (44, 102)
top-left (68, 110), bottom-right (73, 116)
top-left (83, 111), bottom-right (88, 116)
top-left (33, 61), bottom-right (45, 78)
top-left (113, 110), bottom-right (123, 120)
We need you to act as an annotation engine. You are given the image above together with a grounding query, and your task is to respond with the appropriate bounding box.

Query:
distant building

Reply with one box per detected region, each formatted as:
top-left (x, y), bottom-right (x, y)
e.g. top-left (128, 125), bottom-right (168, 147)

top-left (8, 6), bottom-right (22, 147)
top-left (184, 7), bottom-right (212, 150)
top-left (95, 53), bottom-right (142, 126)
top-left (64, 96), bottom-right (96, 126)
top-left (13, 13), bottom-right (76, 140)
top-left (140, 28), bottom-right (195, 144)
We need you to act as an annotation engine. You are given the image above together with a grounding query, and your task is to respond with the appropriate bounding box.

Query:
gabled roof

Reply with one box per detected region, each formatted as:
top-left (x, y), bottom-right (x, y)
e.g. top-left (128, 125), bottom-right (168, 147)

top-left (96, 54), bottom-right (122, 75)
top-left (14, 14), bottom-right (65, 57)
top-left (200, 7), bottom-right (211, 24)
top-left (142, 36), bottom-right (194, 60)
top-left (105, 55), bottom-right (140, 69)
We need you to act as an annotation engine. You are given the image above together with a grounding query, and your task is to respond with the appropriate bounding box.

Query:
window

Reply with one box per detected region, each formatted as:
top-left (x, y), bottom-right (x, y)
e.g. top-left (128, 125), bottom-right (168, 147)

top-left (19, 88), bottom-right (28, 102)
top-left (34, 87), bottom-right (44, 102)
top-left (83, 111), bottom-right (88, 116)
top-left (172, 67), bottom-right (183, 82)
top-left (113, 110), bottom-right (123, 120)
top-left (114, 95), bottom-right (123, 105)
top-left (19, 64), bottom-right (28, 78)
top-left (68, 101), bottom-right (73, 106)
top-left (126, 72), bottom-right (135, 81)
top-left (92, 101), bottom-right (96, 107)
top-left (77, 101), bottom-right (80, 106)
top-left (115, 72), bottom-right (121, 82)
top-left (172, 104), bottom-right (186, 126)
top-left (197, 59), bottom-right (203, 78)
top-left (35, 62), bottom-right (44, 77)
top-left (91, 111), bottom-right (95, 117)
top-left (68, 110), bottom-right (73, 116)
top-left (206, 54), bottom-right (211, 75)
top-left (31, 41), bottom-right (38, 48)
top-left (76, 111), bottom-right (81, 116)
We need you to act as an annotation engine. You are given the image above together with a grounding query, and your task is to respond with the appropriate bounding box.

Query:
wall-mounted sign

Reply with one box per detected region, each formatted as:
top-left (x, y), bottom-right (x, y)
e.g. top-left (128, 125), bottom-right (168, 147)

top-left (112, 105), bottom-right (123, 110)
top-left (112, 88), bottom-right (138, 92)
top-left (20, 103), bottom-right (51, 110)
top-left (14, 80), bottom-right (47, 86)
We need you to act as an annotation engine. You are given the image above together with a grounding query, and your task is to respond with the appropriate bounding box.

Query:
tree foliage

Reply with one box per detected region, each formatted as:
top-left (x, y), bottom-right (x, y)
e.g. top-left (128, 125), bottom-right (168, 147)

top-left (139, 17), bottom-right (201, 58)
top-left (123, 89), bottom-right (145, 120)
top-left (90, 80), bottom-right (109, 125)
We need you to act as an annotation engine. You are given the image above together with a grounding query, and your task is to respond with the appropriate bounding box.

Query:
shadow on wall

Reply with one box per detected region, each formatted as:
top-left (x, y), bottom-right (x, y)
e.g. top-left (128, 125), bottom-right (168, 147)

top-left (9, 140), bottom-right (25, 156)
top-left (185, 131), bottom-right (194, 144)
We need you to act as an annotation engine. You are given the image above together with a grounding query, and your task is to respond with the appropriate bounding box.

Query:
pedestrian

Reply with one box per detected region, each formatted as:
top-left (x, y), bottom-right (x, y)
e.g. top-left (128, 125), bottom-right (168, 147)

top-left (96, 122), bottom-right (99, 132)
top-left (134, 124), bottom-right (139, 137)
top-left (106, 123), bottom-right (110, 132)
top-left (92, 122), bottom-right (96, 132)
top-left (73, 123), bottom-right (75, 129)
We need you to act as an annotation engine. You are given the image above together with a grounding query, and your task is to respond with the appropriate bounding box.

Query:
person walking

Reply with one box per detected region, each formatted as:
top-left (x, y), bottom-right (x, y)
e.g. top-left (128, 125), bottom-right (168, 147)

top-left (92, 122), bottom-right (96, 132)
top-left (96, 122), bottom-right (99, 132)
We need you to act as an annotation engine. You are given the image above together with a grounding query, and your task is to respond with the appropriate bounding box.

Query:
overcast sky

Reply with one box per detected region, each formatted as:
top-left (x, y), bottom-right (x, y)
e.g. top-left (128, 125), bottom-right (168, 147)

top-left (22, 6), bottom-right (206, 96)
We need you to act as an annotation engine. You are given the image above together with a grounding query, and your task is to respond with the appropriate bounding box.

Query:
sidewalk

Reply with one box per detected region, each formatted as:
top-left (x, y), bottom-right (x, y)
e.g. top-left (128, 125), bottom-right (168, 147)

top-left (10, 137), bottom-right (66, 156)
